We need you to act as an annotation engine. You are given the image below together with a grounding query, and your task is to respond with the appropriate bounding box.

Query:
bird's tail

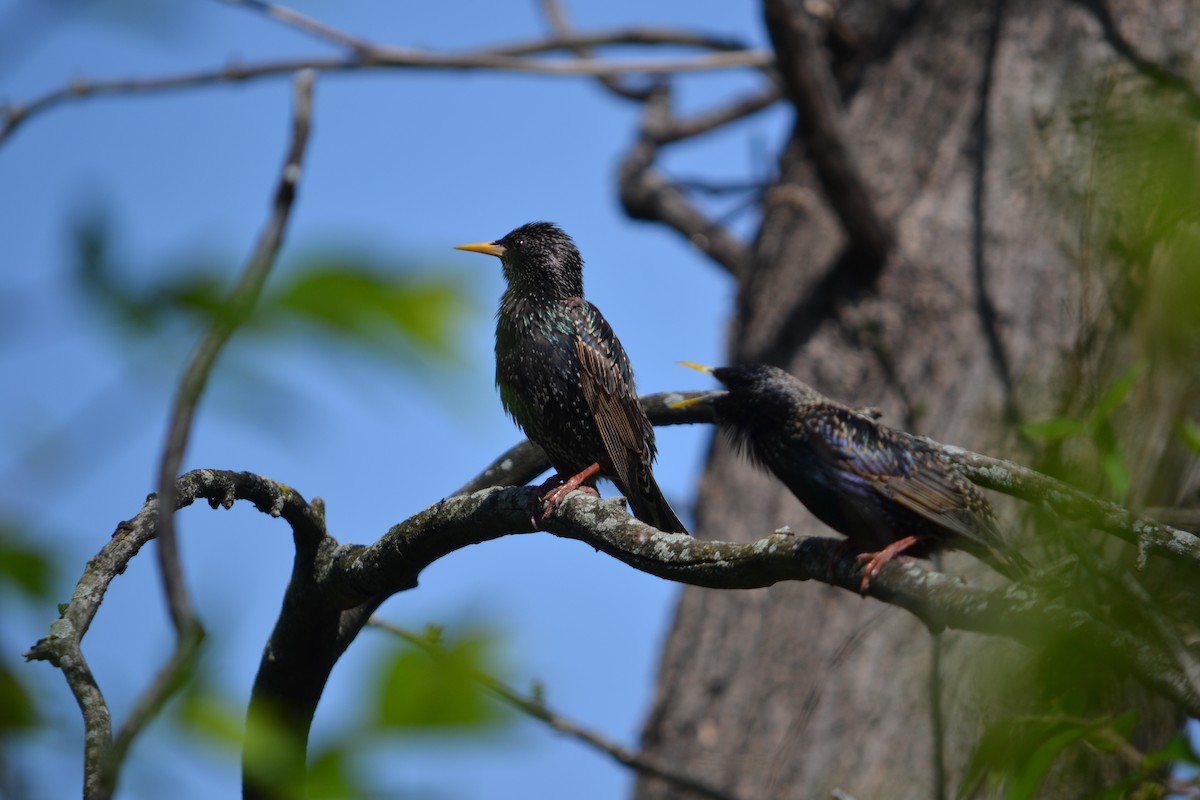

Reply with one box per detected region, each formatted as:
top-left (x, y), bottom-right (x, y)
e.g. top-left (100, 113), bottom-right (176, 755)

top-left (971, 540), bottom-right (1032, 583)
top-left (626, 471), bottom-right (689, 535)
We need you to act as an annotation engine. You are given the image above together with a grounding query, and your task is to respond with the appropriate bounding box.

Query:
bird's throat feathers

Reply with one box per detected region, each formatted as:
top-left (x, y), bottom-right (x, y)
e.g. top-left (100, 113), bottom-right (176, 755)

top-left (499, 254), bottom-right (584, 302)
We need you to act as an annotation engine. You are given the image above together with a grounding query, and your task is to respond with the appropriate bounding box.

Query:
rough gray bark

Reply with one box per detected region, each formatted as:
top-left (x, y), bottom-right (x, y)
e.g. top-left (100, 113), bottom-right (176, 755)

top-left (635, 1), bottom-right (1199, 798)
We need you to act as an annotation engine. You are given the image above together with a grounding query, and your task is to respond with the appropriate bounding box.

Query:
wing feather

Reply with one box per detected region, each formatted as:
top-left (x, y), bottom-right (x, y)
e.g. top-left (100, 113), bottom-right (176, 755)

top-left (568, 300), bottom-right (653, 496)
top-left (805, 408), bottom-right (990, 541)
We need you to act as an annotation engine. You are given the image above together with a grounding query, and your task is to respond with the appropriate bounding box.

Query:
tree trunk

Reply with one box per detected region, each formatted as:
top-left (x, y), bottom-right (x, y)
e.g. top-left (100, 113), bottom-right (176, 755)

top-left (635, 1), bottom-right (1197, 797)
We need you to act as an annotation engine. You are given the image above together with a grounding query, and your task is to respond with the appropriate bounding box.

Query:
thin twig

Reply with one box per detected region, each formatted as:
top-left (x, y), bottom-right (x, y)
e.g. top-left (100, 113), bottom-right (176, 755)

top-left (152, 67), bottom-right (314, 622)
top-left (939, 444), bottom-right (1200, 569)
top-left (619, 87), bottom-right (751, 276)
top-left (369, 619), bottom-right (740, 800)
top-left (0, 33), bottom-right (771, 145)
top-left (221, 0), bottom-right (374, 54)
top-left (538, 0), bottom-right (654, 100)
top-left (651, 85), bottom-right (782, 144)
top-left (130, 70), bottom-right (314, 799)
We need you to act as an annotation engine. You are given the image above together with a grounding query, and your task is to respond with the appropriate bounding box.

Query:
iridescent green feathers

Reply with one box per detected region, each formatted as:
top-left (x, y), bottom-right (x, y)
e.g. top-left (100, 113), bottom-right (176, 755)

top-left (458, 222), bottom-right (686, 534)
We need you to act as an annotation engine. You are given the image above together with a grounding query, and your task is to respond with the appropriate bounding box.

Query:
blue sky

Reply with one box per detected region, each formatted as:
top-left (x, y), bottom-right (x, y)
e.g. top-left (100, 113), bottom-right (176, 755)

top-left (1, 1), bottom-right (787, 797)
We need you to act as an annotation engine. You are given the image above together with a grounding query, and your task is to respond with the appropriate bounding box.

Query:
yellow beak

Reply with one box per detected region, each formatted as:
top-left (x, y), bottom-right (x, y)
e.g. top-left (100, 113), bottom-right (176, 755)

top-left (670, 395), bottom-right (710, 410)
top-left (671, 362), bottom-right (719, 409)
top-left (455, 241), bottom-right (506, 258)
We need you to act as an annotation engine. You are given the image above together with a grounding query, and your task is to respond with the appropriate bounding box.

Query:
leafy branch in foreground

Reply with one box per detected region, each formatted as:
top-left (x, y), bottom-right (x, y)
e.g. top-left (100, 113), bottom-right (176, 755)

top-left (368, 619), bottom-right (739, 800)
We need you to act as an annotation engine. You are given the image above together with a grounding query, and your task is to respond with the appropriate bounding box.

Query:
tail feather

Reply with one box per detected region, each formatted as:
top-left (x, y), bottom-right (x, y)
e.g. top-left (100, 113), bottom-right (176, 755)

top-left (625, 471), bottom-right (689, 535)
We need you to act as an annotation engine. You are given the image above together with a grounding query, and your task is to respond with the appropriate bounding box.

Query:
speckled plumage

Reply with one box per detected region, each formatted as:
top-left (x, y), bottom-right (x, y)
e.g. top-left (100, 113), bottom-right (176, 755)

top-left (457, 222), bottom-right (687, 534)
top-left (693, 363), bottom-right (1026, 587)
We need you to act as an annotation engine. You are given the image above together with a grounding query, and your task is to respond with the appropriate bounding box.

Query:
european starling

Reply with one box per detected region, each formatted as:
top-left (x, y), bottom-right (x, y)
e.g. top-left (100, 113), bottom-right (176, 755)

top-left (678, 362), bottom-right (1026, 589)
top-left (455, 222), bottom-right (687, 534)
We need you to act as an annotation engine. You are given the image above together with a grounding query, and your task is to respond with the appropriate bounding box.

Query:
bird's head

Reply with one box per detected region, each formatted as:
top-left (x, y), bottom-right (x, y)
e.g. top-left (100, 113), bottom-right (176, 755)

top-left (673, 361), bottom-right (819, 434)
top-left (456, 221), bottom-right (584, 299)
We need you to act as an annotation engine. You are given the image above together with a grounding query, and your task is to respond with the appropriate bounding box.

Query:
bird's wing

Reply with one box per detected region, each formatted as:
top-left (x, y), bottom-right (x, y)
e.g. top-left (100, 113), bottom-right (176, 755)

top-left (567, 300), bottom-right (654, 496)
top-left (806, 407), bottom-right (987, 540)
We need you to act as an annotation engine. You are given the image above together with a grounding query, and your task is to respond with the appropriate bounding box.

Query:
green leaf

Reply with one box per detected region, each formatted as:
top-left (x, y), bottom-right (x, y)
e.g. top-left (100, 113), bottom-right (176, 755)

top-left (1020, 417), bottom-right (1091, 441)
top-left (242, 704), bottom-right (308, 799)
top-left (1107, 710), bottom-right (1138, 741)
top-left (1092, 365), bottom-right (1144, 421)
top-left (1005, 725), bottom-right (1088, 800)
top-left (1144, 732), bottom-right (1200, 769)
top-left (373, 630), bottom-right (510, 731)
top-left (307, 747), bottom-right (366, 800)
top-left (1176, 419), bottom-right (1200, 457)
top-left (174, 684), bottom-right (244, 747)
top-left (0, 525), bottom-right (55, 599)
top-left (0, 663), bottom-right (37, 732)
top-left (1100, 450), bottom-right (1131, 502)
top-left (963, 717), bottom-right (1091, 800)
top-left (72, 211), bottom-right (232, 335)
top-left (267, 260), bottom-right (469, 362)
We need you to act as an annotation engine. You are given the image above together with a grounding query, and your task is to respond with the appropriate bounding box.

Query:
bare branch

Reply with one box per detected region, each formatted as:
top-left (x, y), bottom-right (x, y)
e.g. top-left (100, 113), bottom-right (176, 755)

top-left (370, 619), bottom-right (741, 800)
top-left (941, 444), bottom-right (1200, 570)
top-left (25, 469), bottom-right (323, 797)
top-left (154, 67), bottom-right (312, 625)
top-left (221, 0), bottom-right (374, 54)
top-left (123, 70), bottom-right (312, 800)
top-left (619, 88), bottom-right (751, 277)
top-left (458, 392), bottom-right (1200, 575)
top-left (763, 0), bottom-right (894, 278)
top-left (651, 85), bottom-right (782, 144)
top-left (538, 0), bottom-right (657, 100)
top-left (33, 452), bottom-right (1200, 797)
top-left (0, 32), bottom-right (771, 146)
top-left (454, 390), bottom-right (713, 495)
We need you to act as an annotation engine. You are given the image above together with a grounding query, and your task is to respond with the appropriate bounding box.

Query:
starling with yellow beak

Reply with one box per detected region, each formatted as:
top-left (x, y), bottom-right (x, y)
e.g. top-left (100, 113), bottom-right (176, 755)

top-left (457, 222), bottom-right (687, 534)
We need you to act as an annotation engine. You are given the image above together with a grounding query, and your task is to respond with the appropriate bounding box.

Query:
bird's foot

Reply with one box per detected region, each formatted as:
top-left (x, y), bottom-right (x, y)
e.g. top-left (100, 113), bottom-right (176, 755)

top-left (854, 535), bottom-right (922, 593)
top-left (533, 463), bottom-right (602, 524)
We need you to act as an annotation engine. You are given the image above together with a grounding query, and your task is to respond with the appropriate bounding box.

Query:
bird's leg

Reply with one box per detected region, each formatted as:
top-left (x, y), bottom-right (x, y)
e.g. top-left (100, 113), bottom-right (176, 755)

top-left (537, 463), bottom-right (602, 521)
top-left (827, 538), bottom-right (856, 581)
top-left (854, 535), bottom-right (922, 593)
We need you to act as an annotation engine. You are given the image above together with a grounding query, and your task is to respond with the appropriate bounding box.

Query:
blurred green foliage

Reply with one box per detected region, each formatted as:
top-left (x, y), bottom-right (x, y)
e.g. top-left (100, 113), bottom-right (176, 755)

top-left (171, 621), bottom-right (515, 798)
top-left (268, 254), bottom-right (467, 364)
top-left (969, 80), bottom-right (1200, 799)
top-left (0, 524), bottom-right (55, 601)
top-left (961, 711), bottom-right (1200, 800)
top-left (1177, 420), bottom-right (1200, 458)
top-left (1021, 364), bottom-right (1142, 502)
top-left (371, 625), bottom-right (511, 732)
top-left (1091, 92), bottom-right (1200, 367)
top-left (0, 523), bottom-right (56, 795)
top-left (72, 209), bottom-right (473, 371)
top-left (177, 682), bottom-right (364, 799)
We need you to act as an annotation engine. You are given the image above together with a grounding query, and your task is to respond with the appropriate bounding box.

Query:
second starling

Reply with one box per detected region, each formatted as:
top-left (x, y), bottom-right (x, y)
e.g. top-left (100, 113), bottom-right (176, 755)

top-left (456, 222), bottom-right (687, 534)
top-left (677, 362), bottom-right (1027, 589)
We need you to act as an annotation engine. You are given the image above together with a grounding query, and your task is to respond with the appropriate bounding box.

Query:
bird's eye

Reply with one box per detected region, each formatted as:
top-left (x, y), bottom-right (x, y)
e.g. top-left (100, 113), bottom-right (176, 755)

top-left (515, 238), bottom-right (526, 248)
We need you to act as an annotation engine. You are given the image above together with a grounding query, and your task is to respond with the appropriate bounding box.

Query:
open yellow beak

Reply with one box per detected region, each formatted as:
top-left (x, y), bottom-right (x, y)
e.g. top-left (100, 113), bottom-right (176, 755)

top-left (671, 362), bottom-right (719, 409)
top-left (455, 241), bottom-right (506, 258)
